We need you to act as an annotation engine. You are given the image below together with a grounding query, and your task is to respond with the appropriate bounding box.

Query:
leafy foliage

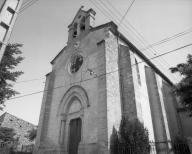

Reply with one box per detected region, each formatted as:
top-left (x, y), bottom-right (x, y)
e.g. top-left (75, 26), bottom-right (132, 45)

top-left (119, 117), bottom-right (150, 154)
top-left (0, 43), bottom-right (24, 109)
top-left (110, 117), bottom-right (150, 154)
top-left (170, 54), bottom-right (192, 116)
top-left (27, 128), bottom-right (37, 141)
top-left (110, 127), bottom-right (119, 154)
top-left (0, 127), bottom-right (15, 142)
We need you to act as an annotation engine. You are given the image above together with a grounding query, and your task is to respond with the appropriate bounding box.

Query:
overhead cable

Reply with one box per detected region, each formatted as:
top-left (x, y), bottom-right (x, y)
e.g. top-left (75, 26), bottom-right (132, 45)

top-left (92, 0), bottom-right (179, 82)
top-left (118, 0), bottom-right (136, 26)
top-left (19, 0), bottom-right (40, 14)
top-left (8, 43), bottom-right (192, 100)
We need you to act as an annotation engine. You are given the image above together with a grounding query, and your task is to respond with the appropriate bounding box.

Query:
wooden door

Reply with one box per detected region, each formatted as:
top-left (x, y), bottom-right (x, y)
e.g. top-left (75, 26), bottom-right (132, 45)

top-left (68, 118), bottom-right (82, 154)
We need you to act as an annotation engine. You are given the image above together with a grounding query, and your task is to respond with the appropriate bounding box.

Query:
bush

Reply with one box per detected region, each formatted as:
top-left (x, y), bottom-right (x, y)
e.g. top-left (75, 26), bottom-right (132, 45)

top-left (0, 127), bottom-right (15, 142)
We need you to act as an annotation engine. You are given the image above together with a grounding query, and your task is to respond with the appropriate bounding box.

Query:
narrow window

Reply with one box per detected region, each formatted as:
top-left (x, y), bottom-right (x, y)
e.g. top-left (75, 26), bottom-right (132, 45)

top-left (135, 59), bottom-right (141, 85)
top-left (80, 17), bottom-right (86, 31)
top-left (3, 7), bottom-right (15, 25)
top-left (0, 42), bottom-right (2, 50)
top-left (73, 23), bottom-right (78, 38)
top-left (70, 54), bottom-right (83, 73)
top-left (8, 0), bottom-right (19, 10)
top-left (0, 22), bottom-right (9, 41)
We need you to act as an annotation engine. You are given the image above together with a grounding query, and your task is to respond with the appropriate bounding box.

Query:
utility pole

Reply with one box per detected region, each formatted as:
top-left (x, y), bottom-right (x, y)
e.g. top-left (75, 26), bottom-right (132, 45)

top-left (0, 0), bottom-right (23, 62)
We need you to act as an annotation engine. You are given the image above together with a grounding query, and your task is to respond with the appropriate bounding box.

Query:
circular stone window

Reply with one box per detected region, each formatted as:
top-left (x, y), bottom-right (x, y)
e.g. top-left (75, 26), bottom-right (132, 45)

top-left (70, 54), bottom-right (83, 73)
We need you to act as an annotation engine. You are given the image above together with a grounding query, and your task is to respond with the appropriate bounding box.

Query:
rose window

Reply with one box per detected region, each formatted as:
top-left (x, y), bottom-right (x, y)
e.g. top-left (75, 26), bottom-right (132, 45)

top-left (70, 54), bottom-right (83, 73)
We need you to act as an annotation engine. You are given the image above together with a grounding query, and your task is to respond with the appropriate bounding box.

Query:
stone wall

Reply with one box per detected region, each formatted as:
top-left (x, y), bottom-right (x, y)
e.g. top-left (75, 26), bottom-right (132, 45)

top-left (35, 26), bottom-right (110, 154)
top-left (0, 113), bottom-right (36, 149)
top-left (118, 45), bottom-right (137, 119)
top-left (162, 81), bottom-right (182, 140)
top-left (145, 66), bottom-right (168, 143)
top-left (105, 31), bottom-right (122, 149)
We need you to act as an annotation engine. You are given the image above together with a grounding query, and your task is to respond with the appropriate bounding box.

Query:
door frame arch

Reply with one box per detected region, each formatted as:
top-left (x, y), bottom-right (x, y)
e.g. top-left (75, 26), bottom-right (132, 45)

top-left (57, 85), bottom-right (89, 153)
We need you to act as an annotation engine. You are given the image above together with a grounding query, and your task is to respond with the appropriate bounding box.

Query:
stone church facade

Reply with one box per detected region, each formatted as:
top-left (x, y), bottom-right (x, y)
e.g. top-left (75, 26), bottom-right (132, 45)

top-left (34, 7), bottom-right (182, 154)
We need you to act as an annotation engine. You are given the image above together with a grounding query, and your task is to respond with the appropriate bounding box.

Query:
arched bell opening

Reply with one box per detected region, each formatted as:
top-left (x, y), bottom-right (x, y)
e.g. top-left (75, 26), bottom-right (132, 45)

top-left (73, 23), bottom-right (78, 38)
top-left (80, 16), bottom-right (86, 31)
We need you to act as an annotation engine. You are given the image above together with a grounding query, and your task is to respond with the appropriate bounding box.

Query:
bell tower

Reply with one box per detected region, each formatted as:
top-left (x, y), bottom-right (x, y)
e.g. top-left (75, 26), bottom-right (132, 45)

top-left (67, 6), bottom-right (96, 43)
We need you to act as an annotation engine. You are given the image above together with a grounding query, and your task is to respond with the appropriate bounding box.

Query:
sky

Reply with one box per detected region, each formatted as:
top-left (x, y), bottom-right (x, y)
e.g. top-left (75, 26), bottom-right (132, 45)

top-left (0, 0), bottom-right (192, 125)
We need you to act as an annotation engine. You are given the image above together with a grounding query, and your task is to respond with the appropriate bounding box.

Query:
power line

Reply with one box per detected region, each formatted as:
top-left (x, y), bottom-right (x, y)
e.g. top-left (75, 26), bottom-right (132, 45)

top-left (105, 0), bottom-right (192, 49)
top-left (21, 0), bottom-right (34, 8)
top-left (4, 0), bottom-right (191, 100)
top-left (9, 32), bottom-right (189, 85)
top-left (118, 0), bottom-right (136, 26)
top-left (141, 27), bottom-right (192, 51)
top-left (91, 0), bottom-right (119, 23)
top-left (0, 0), bottom-right (43, 84)
top-left (8, 43), bottom-right (192, 100)
top-left (0, 0), bottom-right (41, 54)
top-left (19, 0), bottom-right (39, 13)
top-left (6, 0), bottom-right (139, 85)
top-left (149, 43), bottom-right (192, 60)
top-left (102, 0), bottom-right (180, 82)
top-left (8, 0), bottom-right (181, 85)
top-left (94, 1), bottom-right (163, 57)
top-left (13, 0), bottom-right (188, 85)
top-left (10, 47), bottom-right (169, 85)
top-left (4, 0), bottom-right (189, 85)
top-left (102, 0), bottom-right (177, 72)
top-left (92, 0), bottom-right (179, 82)
top-left (0, 0), bottom-right (40, 49)
top-left (19, 0), bottom-right (40, 14)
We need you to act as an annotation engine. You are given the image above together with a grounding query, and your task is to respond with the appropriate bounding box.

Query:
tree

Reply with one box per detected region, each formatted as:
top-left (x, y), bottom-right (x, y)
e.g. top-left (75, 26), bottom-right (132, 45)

top-left (0, 127), bottom-right (15, 142)
top-left (110, 127), bottom-right (119, 154)
top-left (170, 54), bottom-right (192, 116)
top-left (110, 117), bottom-right (150, 154)
top-left (0, 43), bottom-right (24, 110)
top-left (119, 117), bottom-right (150, 154)
top-left (27, 128), bottom-right (37, 141)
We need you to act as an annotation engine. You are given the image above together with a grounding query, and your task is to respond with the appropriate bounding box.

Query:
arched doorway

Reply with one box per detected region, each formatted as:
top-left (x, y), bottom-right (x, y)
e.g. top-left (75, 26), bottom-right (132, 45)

top-left (57, 86), bottom-right (89, 154)
top-left (67, 98), bottom-right (82, 154)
